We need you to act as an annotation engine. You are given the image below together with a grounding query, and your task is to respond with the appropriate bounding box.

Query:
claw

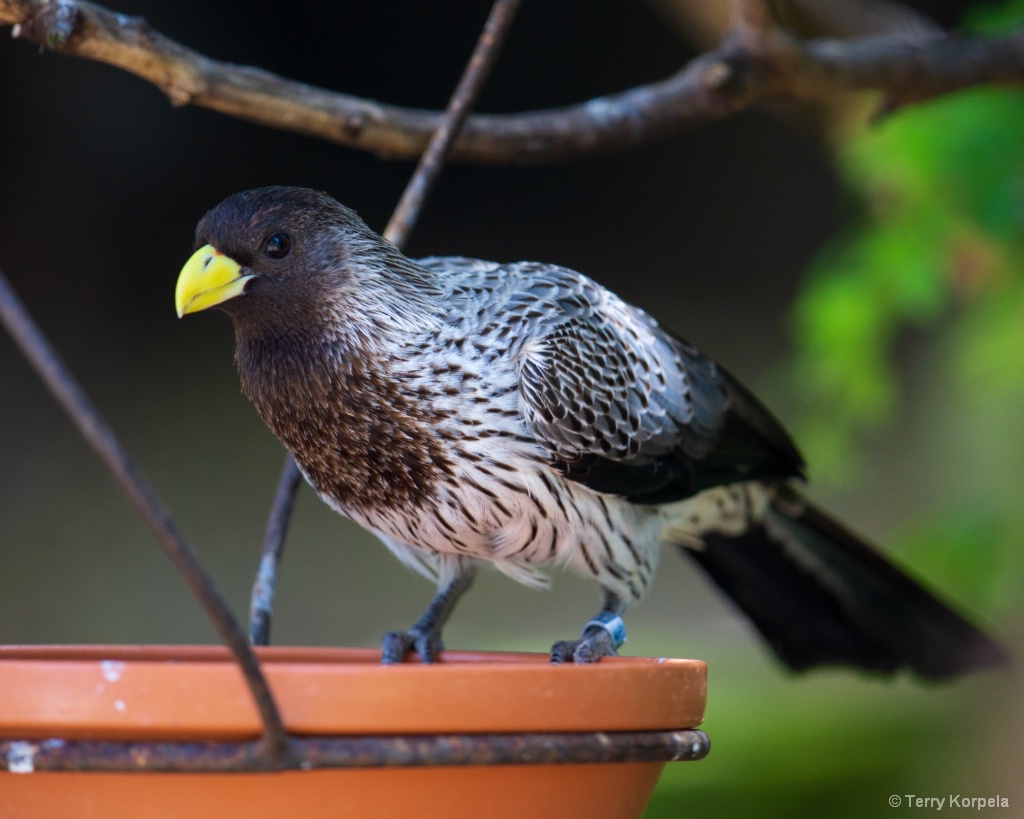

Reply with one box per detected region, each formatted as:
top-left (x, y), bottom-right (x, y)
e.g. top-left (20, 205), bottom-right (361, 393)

top-left (550, 605), bottom-right (626, 664)
top-left (381, 628), bottom-right (444, 664)
top-left (380, 563), bottom-right (473, 664)
top-left (549, 627), bottom-right (620, 664)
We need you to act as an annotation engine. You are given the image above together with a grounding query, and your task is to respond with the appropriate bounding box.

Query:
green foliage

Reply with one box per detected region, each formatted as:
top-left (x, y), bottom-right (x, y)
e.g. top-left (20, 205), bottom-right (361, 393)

top-left (648, 6), bottom-right (1024, 816)
top-left (790, 86), bottom-right (1024, 481)
top-left (893, 505), bottom-right (1018, 617)
top-left (645, 652), bottom-right (1010, 819)
top-left (966, 0), bottom-right (1024, 33)
top-left (787, 0), bottom-right (1024, 614)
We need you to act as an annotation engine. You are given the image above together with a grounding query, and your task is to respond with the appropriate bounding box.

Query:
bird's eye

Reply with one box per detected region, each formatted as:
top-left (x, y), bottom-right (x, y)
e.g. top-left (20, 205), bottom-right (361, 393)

top-left (263, 233), bottom-right (292, 259)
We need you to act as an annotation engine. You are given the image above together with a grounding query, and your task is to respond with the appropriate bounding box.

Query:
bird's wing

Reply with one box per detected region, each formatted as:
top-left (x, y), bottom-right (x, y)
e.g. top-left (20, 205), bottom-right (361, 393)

top-left (432, 259), bottom-right (804, 504)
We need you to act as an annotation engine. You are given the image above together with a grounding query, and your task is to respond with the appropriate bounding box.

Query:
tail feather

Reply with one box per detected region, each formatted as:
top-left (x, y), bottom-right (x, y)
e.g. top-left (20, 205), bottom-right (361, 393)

top-left (681, 489), bottom-right (1008, 679)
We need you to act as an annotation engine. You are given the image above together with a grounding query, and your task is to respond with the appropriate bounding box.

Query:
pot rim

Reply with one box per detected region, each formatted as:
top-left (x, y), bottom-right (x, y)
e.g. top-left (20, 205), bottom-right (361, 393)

top-left (0, 644), bottom-right (707, 740)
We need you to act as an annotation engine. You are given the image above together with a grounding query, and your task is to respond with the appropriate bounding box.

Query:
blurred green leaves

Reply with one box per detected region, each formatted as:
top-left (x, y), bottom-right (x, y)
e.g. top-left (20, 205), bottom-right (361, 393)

top-left (787, 1), bottom-right (1024, 615)
top-left (791, 86), bottom-right (1024, 480)
top-left (648, 7), bottom-right (1024, 817)
top-left (644, 643), bottom-right (1014, 819)
top-left (648, 681), bottom-right (989, 819)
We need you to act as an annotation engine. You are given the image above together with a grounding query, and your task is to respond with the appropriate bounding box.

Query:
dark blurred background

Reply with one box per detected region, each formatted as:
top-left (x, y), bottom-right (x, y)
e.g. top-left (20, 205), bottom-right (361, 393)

top-left (1, 1), bottom-right (1020, 816)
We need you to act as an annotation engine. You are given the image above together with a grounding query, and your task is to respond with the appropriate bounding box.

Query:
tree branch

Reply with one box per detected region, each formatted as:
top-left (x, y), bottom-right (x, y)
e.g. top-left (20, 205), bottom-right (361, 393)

top-left (3, 0), bottom-right (1023, 164)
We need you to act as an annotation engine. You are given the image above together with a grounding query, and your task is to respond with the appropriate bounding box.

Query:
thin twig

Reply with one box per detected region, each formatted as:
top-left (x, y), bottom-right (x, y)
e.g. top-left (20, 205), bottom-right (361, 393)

top-left (383, 0), bottom-right (521, 247)
top-left (248, 456), bottom-right (302, 646)
top-left (0, 270), bottom-right (292, 766)
top-left (249, 0), bottom-right (521, 646)
top-left (3, 0), bottom-right (1023, 164)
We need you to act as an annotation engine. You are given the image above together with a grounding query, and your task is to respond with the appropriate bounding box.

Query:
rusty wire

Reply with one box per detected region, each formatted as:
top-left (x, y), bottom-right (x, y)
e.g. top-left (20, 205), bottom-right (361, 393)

top-left (1, 729), bottom-right (708, 773)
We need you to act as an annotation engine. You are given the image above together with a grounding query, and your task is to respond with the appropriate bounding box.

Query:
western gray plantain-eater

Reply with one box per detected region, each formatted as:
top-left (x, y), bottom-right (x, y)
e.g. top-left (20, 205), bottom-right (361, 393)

top-left (175, 186), bottom-right (1006, 677)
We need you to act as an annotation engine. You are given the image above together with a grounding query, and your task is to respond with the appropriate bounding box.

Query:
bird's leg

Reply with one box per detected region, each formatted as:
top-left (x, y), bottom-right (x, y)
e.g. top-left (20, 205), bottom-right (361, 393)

top-left (380, 562), bottom-right (476, 664)
top-left (550, 590), bottom-right (627, 664)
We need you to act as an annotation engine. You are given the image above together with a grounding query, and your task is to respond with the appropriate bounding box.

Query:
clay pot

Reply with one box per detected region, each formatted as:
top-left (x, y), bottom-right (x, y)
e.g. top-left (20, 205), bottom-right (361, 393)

top-left (0, 645), bottom-right (707, 819)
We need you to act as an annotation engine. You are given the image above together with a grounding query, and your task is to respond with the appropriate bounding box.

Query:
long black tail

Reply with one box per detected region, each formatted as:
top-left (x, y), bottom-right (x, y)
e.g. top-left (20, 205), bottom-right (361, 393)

top-left (682, 489), bottom-right (1008, 679)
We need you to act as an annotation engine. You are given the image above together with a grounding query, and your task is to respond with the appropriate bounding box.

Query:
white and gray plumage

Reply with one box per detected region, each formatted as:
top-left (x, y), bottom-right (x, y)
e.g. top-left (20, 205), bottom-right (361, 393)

top-left (175, 186), bottom-right (1005, 676)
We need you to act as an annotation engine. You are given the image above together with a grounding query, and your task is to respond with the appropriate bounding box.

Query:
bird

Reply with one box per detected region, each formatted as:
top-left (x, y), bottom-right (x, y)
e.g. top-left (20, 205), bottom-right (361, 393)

top-left (175, 185), bottom-right (1006, 677)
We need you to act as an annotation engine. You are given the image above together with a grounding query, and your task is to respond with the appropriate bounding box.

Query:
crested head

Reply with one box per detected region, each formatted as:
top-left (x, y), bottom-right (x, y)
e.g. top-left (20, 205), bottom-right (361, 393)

top-left (179, 186), bottom-right (444, 349)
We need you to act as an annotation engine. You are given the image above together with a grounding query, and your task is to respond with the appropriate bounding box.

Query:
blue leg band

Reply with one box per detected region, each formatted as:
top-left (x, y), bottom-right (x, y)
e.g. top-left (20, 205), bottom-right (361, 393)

top-left (583, 611), bottom-right (627, 649)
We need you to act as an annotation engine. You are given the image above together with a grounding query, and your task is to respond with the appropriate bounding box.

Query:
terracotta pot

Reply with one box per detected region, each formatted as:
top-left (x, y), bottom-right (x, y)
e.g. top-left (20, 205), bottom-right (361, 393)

top-left (0, 645), bottom-right (707, 819)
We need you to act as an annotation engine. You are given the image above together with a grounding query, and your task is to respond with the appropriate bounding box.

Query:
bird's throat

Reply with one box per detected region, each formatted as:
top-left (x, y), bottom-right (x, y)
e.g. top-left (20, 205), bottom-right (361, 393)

top-left (236, 335), bottom-right (455, 513)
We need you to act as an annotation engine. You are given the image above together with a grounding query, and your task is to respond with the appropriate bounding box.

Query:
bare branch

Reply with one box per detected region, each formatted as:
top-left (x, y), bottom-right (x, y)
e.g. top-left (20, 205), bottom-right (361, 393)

top-left (645, 0), bottom-right (941, 46)
top-left (774, 0), bottom-right (943, 40)
top-left (3, 0), bottom-right (1024, 164)
top-left (732, 0), bottom-right (774, 42)
top-left (792, 33), bottom-right (1024, 101)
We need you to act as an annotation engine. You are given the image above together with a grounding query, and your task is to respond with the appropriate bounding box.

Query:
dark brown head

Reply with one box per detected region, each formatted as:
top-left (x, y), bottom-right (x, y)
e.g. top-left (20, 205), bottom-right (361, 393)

top-left (175, 186), bottom-right (443, 345)
top-left (175, 187), bottom-right (454, 512)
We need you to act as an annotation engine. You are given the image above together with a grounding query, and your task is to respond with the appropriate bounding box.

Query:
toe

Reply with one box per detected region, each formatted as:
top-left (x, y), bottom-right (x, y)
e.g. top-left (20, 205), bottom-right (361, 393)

top-left (413, 631), bottom-right (444, 663)
top-left (380, 630), bottom-right (413, 664)
top-left (549, 640), bottom-right (578, 664)
top-left (574, 630), bottom-right (619, 664)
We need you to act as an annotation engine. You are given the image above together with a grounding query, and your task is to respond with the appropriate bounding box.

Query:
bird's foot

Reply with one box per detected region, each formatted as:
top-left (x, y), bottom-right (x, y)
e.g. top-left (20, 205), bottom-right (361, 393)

top-left (550, 611), bottom-right (627, 664)
top-left (380, 627), bottom-right (444, 664)
top-left (550, 630), bottom-right (619, 664)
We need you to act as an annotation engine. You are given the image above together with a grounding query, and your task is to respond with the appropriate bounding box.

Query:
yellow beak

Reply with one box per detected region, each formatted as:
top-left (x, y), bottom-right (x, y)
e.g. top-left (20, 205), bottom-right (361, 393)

top-left (175, 244), bottom-right (254, 317)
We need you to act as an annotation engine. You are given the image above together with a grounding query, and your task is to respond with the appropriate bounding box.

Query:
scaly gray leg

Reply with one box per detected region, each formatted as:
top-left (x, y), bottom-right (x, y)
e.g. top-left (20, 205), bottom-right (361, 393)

top-left (381, 563), bottom-right (477, 664)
